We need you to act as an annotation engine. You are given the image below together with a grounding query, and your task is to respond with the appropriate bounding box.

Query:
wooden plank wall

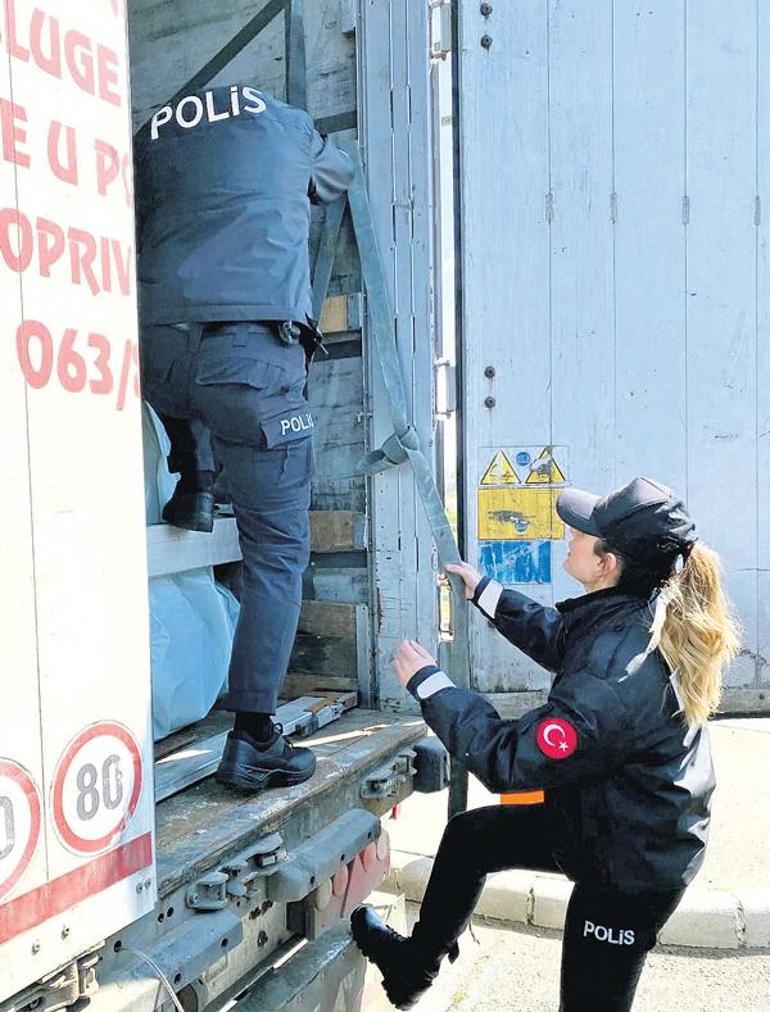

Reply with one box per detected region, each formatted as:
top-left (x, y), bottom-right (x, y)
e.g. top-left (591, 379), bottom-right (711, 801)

top-left (459, 0), bottom-right (768, 704)
top-left (359, 0), bottom-right (441, 711)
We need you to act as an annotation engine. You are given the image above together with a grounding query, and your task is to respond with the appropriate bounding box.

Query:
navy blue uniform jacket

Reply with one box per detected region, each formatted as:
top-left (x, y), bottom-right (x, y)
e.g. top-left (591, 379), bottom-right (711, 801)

top-left (407, 579), bottom-right (714, 893)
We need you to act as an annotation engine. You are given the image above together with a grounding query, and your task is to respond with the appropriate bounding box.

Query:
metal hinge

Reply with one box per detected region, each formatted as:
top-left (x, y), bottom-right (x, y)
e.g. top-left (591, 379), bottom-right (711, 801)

top-left (361, 749), bottom-right (417, 800)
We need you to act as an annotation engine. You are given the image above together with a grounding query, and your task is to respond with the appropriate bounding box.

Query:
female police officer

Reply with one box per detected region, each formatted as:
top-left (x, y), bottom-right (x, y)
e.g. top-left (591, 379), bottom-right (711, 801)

top-left (351, 476), bottom-right (740, 1011)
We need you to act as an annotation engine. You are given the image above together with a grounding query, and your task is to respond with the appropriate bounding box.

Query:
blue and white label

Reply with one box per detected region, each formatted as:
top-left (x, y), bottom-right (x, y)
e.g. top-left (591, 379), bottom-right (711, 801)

top-left (478, 540), bottom-right (552, 585)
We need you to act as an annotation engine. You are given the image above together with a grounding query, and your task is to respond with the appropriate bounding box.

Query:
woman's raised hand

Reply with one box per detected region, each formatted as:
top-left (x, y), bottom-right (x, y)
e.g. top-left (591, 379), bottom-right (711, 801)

top-left (444, 561), bottom-right (483, 600)
top-left (392, 639), bottom-right (437, 686)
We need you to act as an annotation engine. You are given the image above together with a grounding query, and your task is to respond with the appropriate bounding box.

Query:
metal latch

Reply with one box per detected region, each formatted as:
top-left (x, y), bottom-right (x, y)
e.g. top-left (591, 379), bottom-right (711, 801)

top-left (430, 0), bottom-right (452, 60)
top-left (221, 833), bottom-right (286, 897)
top-left (186, 833), bottom-right (287, 911)
top-left (186, 871), bottom-right (229, 911)
top-left (246, 832), bottom-right (286, 871)
top-left (361, 749), bottom-right (416, 800)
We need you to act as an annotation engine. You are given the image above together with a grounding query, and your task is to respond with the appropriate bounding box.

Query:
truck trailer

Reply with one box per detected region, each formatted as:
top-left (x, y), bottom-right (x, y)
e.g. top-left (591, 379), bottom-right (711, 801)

top-left (1, 0), bottom-right (768, 1009)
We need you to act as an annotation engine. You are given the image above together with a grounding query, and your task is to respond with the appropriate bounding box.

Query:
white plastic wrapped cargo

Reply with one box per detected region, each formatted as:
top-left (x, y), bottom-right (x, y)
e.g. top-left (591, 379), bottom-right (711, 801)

top-left (142, 403), bottom-right (239, 739)
top-left (0, 0), bottom-right (155, 999)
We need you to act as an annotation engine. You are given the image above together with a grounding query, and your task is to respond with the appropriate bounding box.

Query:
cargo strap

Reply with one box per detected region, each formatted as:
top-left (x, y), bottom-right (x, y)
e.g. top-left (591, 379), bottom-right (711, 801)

top-left (334, 141), bottom-right (466, 580)
top-left (331, 142), bottom-right (471, 815)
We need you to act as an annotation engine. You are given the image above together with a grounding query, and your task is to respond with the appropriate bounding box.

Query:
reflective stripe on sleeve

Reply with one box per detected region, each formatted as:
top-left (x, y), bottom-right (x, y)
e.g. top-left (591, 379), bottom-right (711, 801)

top-left (416, 671), bottom-right (456, 700)
top-left (477, 579), bottom-right (503, 619)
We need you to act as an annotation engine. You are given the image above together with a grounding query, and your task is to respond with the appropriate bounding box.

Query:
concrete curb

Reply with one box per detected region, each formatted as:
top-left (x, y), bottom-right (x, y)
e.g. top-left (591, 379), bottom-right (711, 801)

top-left (383, 851), bottom-right (770, 951)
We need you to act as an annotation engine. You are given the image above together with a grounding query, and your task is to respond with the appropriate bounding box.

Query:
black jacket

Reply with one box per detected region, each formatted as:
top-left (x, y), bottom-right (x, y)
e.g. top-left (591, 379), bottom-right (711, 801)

top-left (407, 578), bottom-right (715, 893)
top-left (134, 85), bottom-right (353, 326)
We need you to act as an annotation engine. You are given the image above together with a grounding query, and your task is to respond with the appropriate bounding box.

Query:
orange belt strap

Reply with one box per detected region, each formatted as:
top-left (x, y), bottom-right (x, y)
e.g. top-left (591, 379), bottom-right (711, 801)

top-left (500, 789), bottom-right (545, 805)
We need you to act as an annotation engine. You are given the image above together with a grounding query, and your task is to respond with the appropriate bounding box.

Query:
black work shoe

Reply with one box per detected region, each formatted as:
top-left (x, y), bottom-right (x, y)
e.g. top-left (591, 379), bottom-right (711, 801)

top-left (215, 724), bottom-right (316, 792)
top-left (162, 489), bottom-right (215, 533)
top-left (351, 905), bottom-right (455, 1010)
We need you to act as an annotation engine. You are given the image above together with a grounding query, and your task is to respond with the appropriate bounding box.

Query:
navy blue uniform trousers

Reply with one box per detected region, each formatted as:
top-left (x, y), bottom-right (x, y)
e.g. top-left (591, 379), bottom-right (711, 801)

top-left (416, 805), bottom-right (685, 1011)
top-left (140, 321), bottom-right (314, 714)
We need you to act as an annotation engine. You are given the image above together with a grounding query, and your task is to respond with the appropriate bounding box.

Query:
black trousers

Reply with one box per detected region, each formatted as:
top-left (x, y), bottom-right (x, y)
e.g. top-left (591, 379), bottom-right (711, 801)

top-left (414, 805), bottom-right (685, 1012)
top-left (141, 322), bottom-right (314, 714)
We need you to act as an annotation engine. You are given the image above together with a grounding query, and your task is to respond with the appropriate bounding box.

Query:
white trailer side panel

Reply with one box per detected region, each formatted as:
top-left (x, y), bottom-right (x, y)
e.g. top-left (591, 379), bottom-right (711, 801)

top-left (0, 28), bottom-right (48, 928)
top-left (0, 1), bottom-right (155, 999)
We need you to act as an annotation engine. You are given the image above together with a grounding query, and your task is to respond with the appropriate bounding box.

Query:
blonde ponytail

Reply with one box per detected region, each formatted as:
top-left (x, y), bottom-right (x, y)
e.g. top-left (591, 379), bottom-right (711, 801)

top-left (658, 543), bottom-right (741, 725)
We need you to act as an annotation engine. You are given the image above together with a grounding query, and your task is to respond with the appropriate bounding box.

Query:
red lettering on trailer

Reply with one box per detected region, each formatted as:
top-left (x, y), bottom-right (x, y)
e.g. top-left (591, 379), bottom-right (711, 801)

top-left (0, 207), bottom-right (32, 270)
top-left (47, 121), bottom-right (79, 185)
top-left (68, 226), bottom-right (100, 295)
top-left (0, 97), bottom-right (30, 167)
top-left (1, 1), bottom-right (124, 108)
top-left (36, 216), bottom-right (65, 277)
top-left (15, 320), bottom-right (139, 409)
top-left (0, 208), bottom-right (133, 296)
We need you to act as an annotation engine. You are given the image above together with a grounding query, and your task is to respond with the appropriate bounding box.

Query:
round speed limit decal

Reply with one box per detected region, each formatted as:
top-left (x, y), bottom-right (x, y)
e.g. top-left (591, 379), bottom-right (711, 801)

top-left (0, 759), bottom-right (42, 901)
top-left (52, 722), bottom-right (143, 855)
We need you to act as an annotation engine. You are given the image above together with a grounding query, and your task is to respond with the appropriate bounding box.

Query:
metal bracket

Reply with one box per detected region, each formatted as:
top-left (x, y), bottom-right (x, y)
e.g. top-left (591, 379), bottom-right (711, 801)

top-left (435, 357), bottom-right (457, 418)
top-left (187, 833), bottom-right (287, 911)
top-left (289, 830), bottom-right (391, 940)
top-left (430, 0), bottom-right (453, 60)
top-left (412, 737), bottom-right (451, 793)
top-left (243, 832), bottom-right (287, 873)
top-left (1, 949), bottom-right (100, 1012)
top-left (186, 871), bottom-right (229, 912)
top-left (360, 749), bottom-right (416, 800)
top-left (267, 810), bottom-right (380, 904)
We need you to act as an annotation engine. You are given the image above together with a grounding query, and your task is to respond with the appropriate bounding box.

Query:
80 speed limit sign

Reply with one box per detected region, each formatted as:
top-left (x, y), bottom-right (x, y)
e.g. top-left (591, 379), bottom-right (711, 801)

top-left (52, 722), bottom-right (143, 855)
top-left (0, 759), bottom-right (42, 901)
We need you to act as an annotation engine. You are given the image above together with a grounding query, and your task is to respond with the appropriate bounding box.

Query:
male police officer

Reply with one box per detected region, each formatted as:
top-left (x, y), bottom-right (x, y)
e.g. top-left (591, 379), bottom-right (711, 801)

top-left (134, 83), bottom-right (353, 791)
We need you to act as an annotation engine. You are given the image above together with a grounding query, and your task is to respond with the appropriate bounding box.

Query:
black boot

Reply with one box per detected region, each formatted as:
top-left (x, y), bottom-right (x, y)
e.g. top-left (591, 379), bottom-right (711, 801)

top-left (350, 905), bottom-right (458, 1010)
top-left (215, 723), bottom-right (316, 792)
top-left (162, 487), bottom-right (215, 533)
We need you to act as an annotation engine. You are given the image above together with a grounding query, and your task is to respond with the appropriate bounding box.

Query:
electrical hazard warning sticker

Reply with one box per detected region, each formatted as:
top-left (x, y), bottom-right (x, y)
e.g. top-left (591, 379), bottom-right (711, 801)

top-left (536, 718), bottom-right (578, 760)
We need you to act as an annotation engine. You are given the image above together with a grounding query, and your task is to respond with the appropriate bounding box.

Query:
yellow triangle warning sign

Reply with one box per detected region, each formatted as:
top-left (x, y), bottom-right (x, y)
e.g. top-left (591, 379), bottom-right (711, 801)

top-left (526, 447), bottom-right (567, 484)
top-left (480, 451), bottom-right (521, 486)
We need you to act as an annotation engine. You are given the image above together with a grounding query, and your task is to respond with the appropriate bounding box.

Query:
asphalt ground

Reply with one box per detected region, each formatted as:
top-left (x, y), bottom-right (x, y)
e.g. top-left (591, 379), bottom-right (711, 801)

top-left (400, 903), bottom-right (770, 1012)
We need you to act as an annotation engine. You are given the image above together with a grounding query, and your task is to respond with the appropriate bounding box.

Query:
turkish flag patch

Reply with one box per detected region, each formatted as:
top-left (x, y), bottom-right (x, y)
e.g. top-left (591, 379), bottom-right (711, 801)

top-left (536, 718), bottom-right (578, 760)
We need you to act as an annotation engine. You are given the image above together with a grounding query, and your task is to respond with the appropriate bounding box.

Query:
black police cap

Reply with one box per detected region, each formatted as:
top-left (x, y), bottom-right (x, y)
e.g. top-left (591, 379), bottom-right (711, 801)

top-left (556, 476), bottom-right (697, 560)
